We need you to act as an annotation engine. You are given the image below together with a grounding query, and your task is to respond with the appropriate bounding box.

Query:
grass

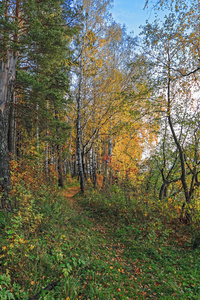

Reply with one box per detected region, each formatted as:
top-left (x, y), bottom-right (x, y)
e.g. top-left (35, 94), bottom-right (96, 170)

top-left (1, 181), bottom-right (200, 299)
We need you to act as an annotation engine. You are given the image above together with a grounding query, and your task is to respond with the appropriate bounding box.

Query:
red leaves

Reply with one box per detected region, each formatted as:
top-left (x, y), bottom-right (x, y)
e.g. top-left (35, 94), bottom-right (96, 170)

top-left (154, 282), bottom-right (161, 286)
top-left (133, 267), bottom-right (142, 275)
top-left (102, 154), bottom-right (112, 163)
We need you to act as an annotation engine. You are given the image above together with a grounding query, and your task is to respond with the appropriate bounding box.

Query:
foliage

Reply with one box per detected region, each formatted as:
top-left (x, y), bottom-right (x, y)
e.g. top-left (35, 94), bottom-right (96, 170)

top-left (139, 2), bottom-right (200, 206)
top-left (1, 0), bottom-right (200, 299)
top-left (1, 176), bottom-right (200, 299)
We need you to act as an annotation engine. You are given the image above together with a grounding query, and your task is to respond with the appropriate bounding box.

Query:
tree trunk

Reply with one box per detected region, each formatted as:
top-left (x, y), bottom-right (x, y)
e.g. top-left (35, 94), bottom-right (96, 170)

top-left (77, 103), bottom-right (85, 192)
top-left (55, 111), bottom-right (64, 187)
top-left (108, 136), bottom-right (112, 184)
top-left (8, 91), bottom-right (16, 157)
top-left (0, 53), bottom-right (17, 209)
top-left (166, 48), bottom-right (192, 223)
top-left (92, 147), bottom-right (97, 188)
top-left (76, 46), bottom-right (85, 193)
top-left (167, 50), bottom-right (190, 203)
top-left (159, 182), bottom-right (168, 200)
top-left (57, 144), bottom-right (64, 187)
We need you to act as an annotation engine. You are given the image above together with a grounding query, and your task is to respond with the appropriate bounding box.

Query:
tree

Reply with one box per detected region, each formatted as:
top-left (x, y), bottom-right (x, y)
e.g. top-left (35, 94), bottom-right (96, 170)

top-left (16, 0), bottom-right (73, 186)
top-left (0, 0), bottom-right (75, 208)
top-left (0, 0), bottom-right (18, 209)
top-left (68, 7), bottom-right (158, 190)
top-left (71, 0), bottom-right (113, 192)
top-left (141, 10), bottom-right (200, 220)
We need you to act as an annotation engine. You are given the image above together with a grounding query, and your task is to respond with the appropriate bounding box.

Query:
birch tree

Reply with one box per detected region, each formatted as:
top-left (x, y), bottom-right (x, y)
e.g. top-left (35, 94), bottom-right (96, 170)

top-left (72, 0), bottom-right (113, 192)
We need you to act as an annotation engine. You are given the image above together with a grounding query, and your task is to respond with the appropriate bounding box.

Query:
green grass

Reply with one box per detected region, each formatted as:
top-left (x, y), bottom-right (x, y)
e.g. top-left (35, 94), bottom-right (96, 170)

top-left (1, 183), bottom-right (200, 299)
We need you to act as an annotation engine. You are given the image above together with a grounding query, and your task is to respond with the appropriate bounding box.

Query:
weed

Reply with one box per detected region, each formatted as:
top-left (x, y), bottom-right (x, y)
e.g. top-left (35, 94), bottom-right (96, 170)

top-left (1, 176), bottom-right (200, 299)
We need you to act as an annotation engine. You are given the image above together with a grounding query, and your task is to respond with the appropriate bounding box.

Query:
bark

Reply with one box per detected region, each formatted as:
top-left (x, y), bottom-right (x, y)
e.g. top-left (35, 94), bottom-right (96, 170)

top-left (57, 144), bottom-right (64, 187)
top-left (55, 111), bottom-right (64, 187)
top-left (77, 100), bottom-right (85, 192)
top-left (0, 53), bottom-right (17, 209)
top-left (8, 0), bottom-right (19, 159)
top-left (89, 148), bottom-right (93, 178)
top-left (76, 47), bottom-right (85, 193)
top-left (159, 182), bottom-right (168, 200)
top-left (92, 147), bottom-right (97, 187)
top-left (166, 48), bottom-right (193, 223)
top-left (8, 92), bottom-right (16, 156)
top-left (108, 137), bottom-right (112, 157)
top-left (45, 102), bottom-right (49, 179)
top-left (167, 49), bottom-right (190, 203)
top-left (44, 140), bottom-right (49, 179)
top-left (36, 103), bottom-right (40, 169)
top-left (108, 136), bottom-right (112, 184)
top-left (16, 130), bottom-right (21, 159)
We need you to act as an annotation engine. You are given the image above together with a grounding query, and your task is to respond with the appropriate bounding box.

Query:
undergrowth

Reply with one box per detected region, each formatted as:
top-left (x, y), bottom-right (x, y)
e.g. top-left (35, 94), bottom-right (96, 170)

top-left (1, 173), bottom-right (200, 299)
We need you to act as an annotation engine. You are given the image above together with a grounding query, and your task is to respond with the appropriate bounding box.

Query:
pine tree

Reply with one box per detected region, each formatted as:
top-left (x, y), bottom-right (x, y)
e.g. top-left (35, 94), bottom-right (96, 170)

top-left (0, 0), bottom-right (75, 208)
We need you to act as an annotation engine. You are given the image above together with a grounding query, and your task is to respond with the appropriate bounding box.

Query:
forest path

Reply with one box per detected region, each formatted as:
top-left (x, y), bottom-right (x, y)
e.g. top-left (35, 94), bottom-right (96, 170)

top-left (61, 186), bottom-right (146, 298)
top-left (62, 186), bottom-right (81, 210)
top-left (60, 186), bottom-right (196, 299)
top-left (63, 186), bottom-right (80, 199)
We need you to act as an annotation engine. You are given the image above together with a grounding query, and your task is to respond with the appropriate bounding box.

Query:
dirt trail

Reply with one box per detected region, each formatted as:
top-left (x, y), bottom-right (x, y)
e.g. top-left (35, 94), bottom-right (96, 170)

top-left (63, 186), bottom-right (80, 198)
top-left (63, 186), bottom-right (80, 208)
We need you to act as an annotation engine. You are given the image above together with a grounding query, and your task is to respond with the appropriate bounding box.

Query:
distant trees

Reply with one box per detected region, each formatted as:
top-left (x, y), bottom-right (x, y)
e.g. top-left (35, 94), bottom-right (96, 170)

top-left (68, 0), bottom-right (156, 191)
top-left (71, 0), bottom-right (114, 192)
top-left (0, 0), bottom-right (199, 221)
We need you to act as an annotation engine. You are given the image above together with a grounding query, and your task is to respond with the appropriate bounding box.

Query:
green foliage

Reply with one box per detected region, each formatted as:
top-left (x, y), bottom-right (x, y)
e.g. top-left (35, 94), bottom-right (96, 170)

top-left (1, 177), bottom-right (200, 299)
top-left (15, 0), bottom-right (73, 148)
top-left (0, 272), bottom-right (28, 300)
top-left (0, 273), bottom-right (15, 300)
top-left (77, 186), bottom-right (200, 299)
top-left (1, 0), bottom-right (200, 298)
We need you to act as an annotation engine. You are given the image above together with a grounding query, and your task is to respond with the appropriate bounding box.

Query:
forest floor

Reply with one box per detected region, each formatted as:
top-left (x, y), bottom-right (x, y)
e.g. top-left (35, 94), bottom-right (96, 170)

top-left (59, 187), bottom-right (200, 300)
top-left (64, 186), bottom-right (80, 199)
top-left (63, 186), bottom-right (81, 209)
top-left (1, 184), bottom-right (200, 299)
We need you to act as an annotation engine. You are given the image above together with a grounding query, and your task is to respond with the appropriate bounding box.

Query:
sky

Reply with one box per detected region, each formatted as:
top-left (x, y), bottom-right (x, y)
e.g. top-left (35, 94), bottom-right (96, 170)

top-left (110, 0), bottom-right (151, 35)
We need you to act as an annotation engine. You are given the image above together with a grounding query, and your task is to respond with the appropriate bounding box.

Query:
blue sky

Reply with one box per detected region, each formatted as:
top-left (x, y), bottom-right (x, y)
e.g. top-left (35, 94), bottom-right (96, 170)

top-left (110, 0), bottom-right (154, 35)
